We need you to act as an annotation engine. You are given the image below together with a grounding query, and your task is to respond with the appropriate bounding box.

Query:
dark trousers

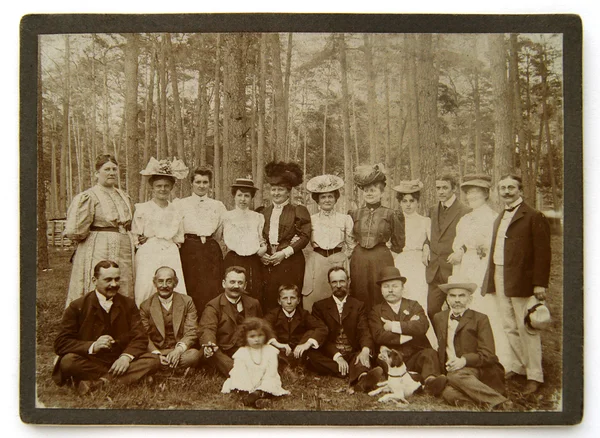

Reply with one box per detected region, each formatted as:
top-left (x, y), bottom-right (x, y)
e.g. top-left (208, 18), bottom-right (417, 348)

top-left (427, 270), bottom-right (448, 322)
top-left (199, 347), bottom-right (236, 377)
top-left (442, 367), bottom-right (507, 408)
top-left (57, 353), bottom-right (160, 385)
top-left (405, 348), bottom-right (442, 381)
top-left (305, 350), bottom-right (369, 385)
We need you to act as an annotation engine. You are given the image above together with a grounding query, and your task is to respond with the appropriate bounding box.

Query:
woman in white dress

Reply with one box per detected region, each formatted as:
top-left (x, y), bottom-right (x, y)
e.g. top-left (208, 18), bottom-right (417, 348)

top-left (132, 157), bottom-right (189, 307)
top-left (302, 175), bottom-right (355, 312)
top-left (447, 174), bottom-right (511, 370)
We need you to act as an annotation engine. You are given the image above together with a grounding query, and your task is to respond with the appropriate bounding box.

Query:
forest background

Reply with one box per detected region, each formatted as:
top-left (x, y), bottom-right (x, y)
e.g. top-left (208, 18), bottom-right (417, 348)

top-left (36, 32), bottom-right (563, 268)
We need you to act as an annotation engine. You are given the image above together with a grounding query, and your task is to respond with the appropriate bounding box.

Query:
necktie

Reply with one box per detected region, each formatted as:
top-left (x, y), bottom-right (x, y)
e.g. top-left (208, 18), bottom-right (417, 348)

top-left (450, 313), bottom-right (462, 322)
top-left (505, 203), bottom-right (521, 212)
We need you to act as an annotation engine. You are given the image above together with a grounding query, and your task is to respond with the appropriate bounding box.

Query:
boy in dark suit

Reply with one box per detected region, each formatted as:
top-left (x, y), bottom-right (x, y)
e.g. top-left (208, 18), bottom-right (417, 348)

top-left (265, 284), bottom-right (328, 366)
top-left (434, 276), bottom-right (509, 409)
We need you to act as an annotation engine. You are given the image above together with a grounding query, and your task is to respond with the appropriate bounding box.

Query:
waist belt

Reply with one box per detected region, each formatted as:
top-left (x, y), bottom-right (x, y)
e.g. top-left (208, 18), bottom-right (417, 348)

top-left (314, 246), bottom-right (343, 257)
top-left (184, 234), bottom-right (213, 241)
top-left (90, 225), bottom-right (131, 232)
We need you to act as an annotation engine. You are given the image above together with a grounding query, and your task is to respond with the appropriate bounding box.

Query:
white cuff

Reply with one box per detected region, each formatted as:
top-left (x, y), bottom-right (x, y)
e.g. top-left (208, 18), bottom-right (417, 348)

top-left (175, 342), bottom-right (188, 352)
top-left (283, 246), bottom-right (295, 258)
top-left (267, 338), bottom-right (277, 346)
top-left (333, 352), bottom-right (342, 361)
top-left (120, 353), bottom-right (134, 361)
top-left (307, 338), bottom-right (319, 349)
top-left (391, 321), bottom-right (402, 334)
top-left (88, 342), bottom-right (96, 354)
top-left (151, 350), bottom-right (162, 355)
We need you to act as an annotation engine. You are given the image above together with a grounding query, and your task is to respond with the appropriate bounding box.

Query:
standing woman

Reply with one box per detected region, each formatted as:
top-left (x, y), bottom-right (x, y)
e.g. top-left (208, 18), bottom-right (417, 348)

top-left (221, 178), bottom-right (268, 301)
top-left (132, 157), bottom-right (189, 307)
top-left (392, 180), bottom-right (430, 307)
top-left (349, 164), bottom-right (405, 311)
top-left (302, 175), bottom-right (356, 312)
top-left (174, 167), bottom-right (227, 316)
top-left (260, 162), bottom-right (311, 311)
top-left (64, 154), bottom-right (134, 306)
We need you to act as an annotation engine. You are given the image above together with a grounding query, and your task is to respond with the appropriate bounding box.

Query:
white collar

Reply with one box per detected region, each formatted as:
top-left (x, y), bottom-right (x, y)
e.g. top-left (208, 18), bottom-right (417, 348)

top-left (332, 294), bottom-right (348, 307)
top-left (442, 194), bottom-right (457, 208)
top-left (505, 197), bottom-right (523, 210)
top-left (282, 308), bottom-right (296, 318)
top-left (158, 294), bottom-right (174, 309)
top-left (192, 193), bottom-right (209, 202)
top-left (387, 299), bottom-right (403, 314)
top-left (225, 294), bottom-right (241, 305)
top-left (95, 291), bottom-right (113, 313)
top-left (272, 199), bottom-right (290, 209)
top-left (319, 208), bottom-right (335, 217)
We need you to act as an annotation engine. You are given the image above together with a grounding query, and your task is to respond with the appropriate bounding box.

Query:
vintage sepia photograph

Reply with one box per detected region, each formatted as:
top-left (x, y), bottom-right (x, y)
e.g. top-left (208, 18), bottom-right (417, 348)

top-left (20, 13), bottom-right (582, 425)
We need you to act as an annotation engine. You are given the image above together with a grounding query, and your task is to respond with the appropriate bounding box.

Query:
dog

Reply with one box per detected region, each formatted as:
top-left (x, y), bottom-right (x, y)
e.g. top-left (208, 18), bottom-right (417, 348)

top-left (368, 347), bottom-right (421, 404)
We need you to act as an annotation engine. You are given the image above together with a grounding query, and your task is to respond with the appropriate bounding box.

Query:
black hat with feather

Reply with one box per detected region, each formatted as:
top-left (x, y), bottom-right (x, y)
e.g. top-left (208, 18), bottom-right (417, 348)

top-left (265, 161), bottom-right (303, 189)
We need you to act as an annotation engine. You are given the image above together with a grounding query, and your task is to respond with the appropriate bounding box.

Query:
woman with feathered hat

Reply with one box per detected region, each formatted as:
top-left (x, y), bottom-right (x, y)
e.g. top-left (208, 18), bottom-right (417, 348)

top-left (260, 161), bottom-right (312, 311)
top-left (349, 164), bottom-right (405, 311)
top-left (301, 174), bottom-right (356, 312)
top-left (132, 157), bottom-right (189, 306)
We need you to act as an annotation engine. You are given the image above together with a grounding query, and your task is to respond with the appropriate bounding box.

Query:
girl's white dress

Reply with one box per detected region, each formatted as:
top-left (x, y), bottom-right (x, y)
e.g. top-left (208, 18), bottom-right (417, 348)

top-left (222, 345), bottom-right (290, 396)
top-left (132, 200), bottom-right (187, 307)
top-left (452, 203), bottom-right (511, 369)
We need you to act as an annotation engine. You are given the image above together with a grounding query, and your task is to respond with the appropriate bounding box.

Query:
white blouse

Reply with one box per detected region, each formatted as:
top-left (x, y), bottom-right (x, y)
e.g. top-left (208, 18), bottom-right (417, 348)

top-left (131, 200), bottom-right (184, 244)
top-left (402, 212), bottom-right (431, 251)
top-left (173, 193), bottom-right (226, 238)
top-left (310, 210), bottom-right (356, 257)
top-left (222, 208), bottom-right (266, 256)
top-left (454, 203), bottom-right (499, 254)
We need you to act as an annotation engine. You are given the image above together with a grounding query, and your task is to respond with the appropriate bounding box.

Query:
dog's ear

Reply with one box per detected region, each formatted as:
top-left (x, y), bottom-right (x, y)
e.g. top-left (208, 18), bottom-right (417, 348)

top-left (389, 349), bottom-right (404, 367)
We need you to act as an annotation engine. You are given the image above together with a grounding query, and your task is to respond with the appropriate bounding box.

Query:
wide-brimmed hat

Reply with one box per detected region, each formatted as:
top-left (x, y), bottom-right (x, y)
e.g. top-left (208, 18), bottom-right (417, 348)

top-left (376, 266), bottom-right (407, 285)
top-left (393, 179), bottom-right (424, 194)
top-left (265, 161), bottom-right (303, 188)
top-left (461, 174), bottom-right (492, 190)
top-left (439, 275), bottom-right (477, 294)
top-left (354, 163), bottom-right (386, 189)
top-left (231, 178), bottom-right (259, 193)
top-left (140, 157), bottom-right (189, 180)
top-left (524, 296), bottom-right (551, 334)
top-left (306, 174), bottom-right (344, 194)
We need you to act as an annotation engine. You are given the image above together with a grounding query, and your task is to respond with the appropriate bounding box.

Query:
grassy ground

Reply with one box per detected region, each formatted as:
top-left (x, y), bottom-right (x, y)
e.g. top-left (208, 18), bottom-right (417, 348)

top-left (35, 236), bottom-right (563, 411)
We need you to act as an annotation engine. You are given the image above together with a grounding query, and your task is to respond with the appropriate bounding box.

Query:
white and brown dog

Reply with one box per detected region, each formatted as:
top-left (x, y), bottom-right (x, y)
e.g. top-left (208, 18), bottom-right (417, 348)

top-left (368, 347), bottom-right (421, 404)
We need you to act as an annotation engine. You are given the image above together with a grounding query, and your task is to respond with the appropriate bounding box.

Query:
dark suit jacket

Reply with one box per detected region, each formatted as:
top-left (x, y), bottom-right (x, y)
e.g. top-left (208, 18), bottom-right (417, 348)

top-left (433, 309), bottom-right (505, 395)
top-left (261, 203), bottom-right (311, 253)
top-left (311, 296), bottom-right (374, 358)
top-left (426, 199), bottom-right (470, 283)
top-left (198, 293), bottom-right (263, 351)
top-left (264, 306), bottom-right (328, 347)
top-left (482, 202), bottom-right (551, 298)
top-left (139, 292), bottom-right (198, 351)
top-left (53, 291), bottom-right (148, 383)
top-left (368, 298), bottom-right (431, 359)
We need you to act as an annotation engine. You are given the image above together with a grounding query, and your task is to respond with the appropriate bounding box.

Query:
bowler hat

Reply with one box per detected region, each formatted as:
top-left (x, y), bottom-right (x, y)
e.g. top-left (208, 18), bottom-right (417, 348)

top-left (524, 296), bottom-right (551, 334)
top-left (231, 178), bottom-right (259, 193)
top-left (439, 275), bottom-right (477, 294)
top-left (376, 266), bottom-right (407, 285)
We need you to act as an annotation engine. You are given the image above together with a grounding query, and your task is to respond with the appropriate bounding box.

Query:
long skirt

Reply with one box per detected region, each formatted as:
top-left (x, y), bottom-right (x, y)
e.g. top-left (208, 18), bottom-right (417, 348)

top-left (223, 251), bottom-right (264, 302)
top-left (262, 251), bottom-right (305, 312)
top-left (302, 249), bottom-right (349, 313)
top-left (66, 231), bottom-right (135, 307)
top-left (134, 237), bottom-right (187, 307)
top-left (350, 244), bottom-right (394, 311)
top-left (179, 237), bottom-right (223, 316)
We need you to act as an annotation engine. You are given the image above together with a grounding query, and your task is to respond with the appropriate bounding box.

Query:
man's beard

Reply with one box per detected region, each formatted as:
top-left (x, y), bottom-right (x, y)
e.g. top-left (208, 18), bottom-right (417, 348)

top-left (332, 287), bottom-right (348, 297)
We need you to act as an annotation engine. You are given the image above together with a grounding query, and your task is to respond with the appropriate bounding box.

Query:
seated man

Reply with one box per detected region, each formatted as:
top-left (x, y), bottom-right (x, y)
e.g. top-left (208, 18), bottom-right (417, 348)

top-left (139, 266), bottom-right (201, 370)
top-left (369, 266), bottom-right (447, 396)
top-left (434, 275), bottom-right (509, 409)
top-left (198, 266), bottom-right (262, 376)
top-left (265, 284), bottom-right (328, 367)
top-left (53, 260), bottom-right (159, 393)
top-left (306, 267), bottom-right (378, 392)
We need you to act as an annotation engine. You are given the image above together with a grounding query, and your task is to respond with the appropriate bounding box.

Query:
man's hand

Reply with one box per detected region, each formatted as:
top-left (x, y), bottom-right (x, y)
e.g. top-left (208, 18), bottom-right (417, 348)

top-left (260, 254), bottom-right (272, 266)
top-left (422, 244), bottom-right (430, 266)
top-left (272, 341), bottom-right (292, 356)
top-left (203, 342), bottom-right (218, 358)
top-left (533, 286), bottom-right (547, 301)
top-left (447, 250), bottom-right (463, 265)
top-left (293, 342), bottom-right (311, 359)
top-left (166, 347), bottom-right (184, 368)
top-left (109, 355), bottom-right (132, 376)
top-left (270, 251), bottom-right (286, 266)
top-left (355, 347), bottom-right (371, 369)
top-left (380, 317), bottom-right (394, 332)
top-left (445, 356), bottom-right (467, 372)
top-left (334, 355), bottom-right (349, 376)
top-left (92, 335), bottom-right (115, 353)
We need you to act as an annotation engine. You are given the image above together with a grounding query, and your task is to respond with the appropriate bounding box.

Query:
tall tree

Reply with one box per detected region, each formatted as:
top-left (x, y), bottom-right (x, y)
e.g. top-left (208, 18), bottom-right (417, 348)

top-left (338, 34), bottom-right (354, 208)
top-left (364, 34), bottom-right (378, 163)
top-left (213, 34), bottom-right (222, 200)
top-left (255, 34), bottom-right (267, 207)
top-left (38, 42), bottom-right (49, 270)
top-left (140, 45), bottom-right (156, 201)
top-left (59, 35), bottom-right (70, 216)
top-left (158, 34), bottom-right (169, 158)
top-left (271, 33), bottom-right (286, 160)
top-left (167, 33), bottom-right (185, 161)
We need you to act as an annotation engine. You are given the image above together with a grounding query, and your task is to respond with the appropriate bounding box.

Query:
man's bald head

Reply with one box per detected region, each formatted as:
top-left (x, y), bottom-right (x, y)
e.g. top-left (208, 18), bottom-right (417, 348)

top-left (153, 266), bottom-right (178, 298)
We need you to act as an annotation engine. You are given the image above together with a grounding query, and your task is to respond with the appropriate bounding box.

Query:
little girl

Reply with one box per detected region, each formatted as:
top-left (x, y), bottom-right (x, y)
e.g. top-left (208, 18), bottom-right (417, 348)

top-left (222, 317), bottom-right (290, 408)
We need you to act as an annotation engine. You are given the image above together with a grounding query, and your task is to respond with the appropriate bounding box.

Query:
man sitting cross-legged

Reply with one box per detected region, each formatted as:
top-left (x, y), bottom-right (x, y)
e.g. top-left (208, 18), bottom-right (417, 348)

top-left (264, 284), bottom-right (328, 370)
top-left (306, 267), bottom-right (378, 393)
top-left (368, 266), bottom-right (447, 396)
top-left (139, 266), bottom-right (202, 371)
top-left (434, 275), bottom-right (509, 409)
top-left (53, 260), bottom-right (160, 394)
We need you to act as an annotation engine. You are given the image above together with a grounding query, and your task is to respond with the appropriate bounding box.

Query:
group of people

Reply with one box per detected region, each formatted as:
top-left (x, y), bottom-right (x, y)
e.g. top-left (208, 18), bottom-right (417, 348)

top-left (52, 154), bottom-right (552, 410)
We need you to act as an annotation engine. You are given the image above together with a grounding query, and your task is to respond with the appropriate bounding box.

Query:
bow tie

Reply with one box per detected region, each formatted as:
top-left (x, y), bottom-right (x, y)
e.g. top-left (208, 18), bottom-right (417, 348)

top-left (450, 314), bottom-right (462, 322)
top-left (505, 203), bottom-right (521, 212)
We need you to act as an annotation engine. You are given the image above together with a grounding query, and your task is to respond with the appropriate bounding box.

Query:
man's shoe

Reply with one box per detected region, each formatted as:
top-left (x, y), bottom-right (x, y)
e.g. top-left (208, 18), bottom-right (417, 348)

top-left (522, 380), bottom-right (541, 395)
top-left (491, 399), bottom-right (515, 411)
top-left (424, 375), bottom-right (448, 397)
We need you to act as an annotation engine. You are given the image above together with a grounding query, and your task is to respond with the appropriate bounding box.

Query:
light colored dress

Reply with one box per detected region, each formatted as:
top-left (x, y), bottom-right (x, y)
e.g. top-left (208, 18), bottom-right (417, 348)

top-left (221, 345), bottom-right (290, 396)
top-left (302, 210), bottom-right (356, 312)
top-left (131, 200), bottom-right (187, 307)
top-left (64, 184), bottom-right (135, 306)
top-left (452, 203), bottom-right (511, 369)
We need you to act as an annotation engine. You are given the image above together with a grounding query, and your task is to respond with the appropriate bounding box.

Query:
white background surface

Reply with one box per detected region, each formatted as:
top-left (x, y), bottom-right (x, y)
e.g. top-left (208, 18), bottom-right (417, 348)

top-left (2, 1), bottom-right (596, 436)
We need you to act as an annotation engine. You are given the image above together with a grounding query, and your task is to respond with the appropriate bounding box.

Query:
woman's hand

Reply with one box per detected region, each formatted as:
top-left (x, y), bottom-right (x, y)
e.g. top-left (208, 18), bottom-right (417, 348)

top-left (447, 250), bottom-right (463, 265)
top-left (257, 244), bottom-right (267, 257)
top-left (260, 254), bottom-right (272, 266)
top-left (270, 251), bottom-right (286, 266)
top-left (422, 244), bottom-right (430, 266)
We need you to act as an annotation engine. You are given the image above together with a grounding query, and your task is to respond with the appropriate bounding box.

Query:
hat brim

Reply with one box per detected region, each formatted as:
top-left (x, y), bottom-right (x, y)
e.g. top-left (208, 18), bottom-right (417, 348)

top-left (461, 180), bottom-right (491, 189)
top-left (439, 283), bottom-right (477, 293)
top-left (231, 184), bottom-right (259, 192)
top-left (376, 276), bottom-right (407, 285)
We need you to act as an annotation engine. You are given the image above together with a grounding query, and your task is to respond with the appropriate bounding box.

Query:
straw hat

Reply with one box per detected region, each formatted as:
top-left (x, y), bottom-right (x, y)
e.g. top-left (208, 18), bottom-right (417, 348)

top-left (439, 275), bottom-right (478, 294)
top-left (393, 179), bottom-right (424, 194)
top-left (306, 174), bottom-right (344, 194)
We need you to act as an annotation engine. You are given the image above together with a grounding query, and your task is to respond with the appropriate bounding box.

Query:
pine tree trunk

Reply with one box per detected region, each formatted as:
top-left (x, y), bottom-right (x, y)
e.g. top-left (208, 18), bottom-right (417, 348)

top-left (383, 42), bottom-right (392, 205)
top-left (124, 33), bottom-right (140, 203)
top-left (473, 37), bottom-right (483, 173)
top-left (322, 63), bottom-right (331, 174)
top-left (91, 35), bottom-right (97, 164)
top-left (102, 52), bottom-right (109, 154)
top-left (167, 33), bottom-right (185, 162)
top-left (140, 47), bottom-right (156, 201)
top-left (37, 42), bottom-right (49, 270)
top-left (213, 34), bottom-right (222, 200)
top-left (364, 34), bottom-right (377, 163)
top-left (405, 34), bottom-right (420, 180)
top-left (270, 34), bottom-right (286, 160)
top-left (488, 34), bottom-right (513, 199)
top-left (339, 34), bottom-right (354, 210)
top-left (283, 33), bottom-right (293, 158)
top-left (59, 35), bottom-right (70, 216)
top-left (256, 33), bottom-right (267, 207)
top-left (158, 34), bottom-right (169, 158)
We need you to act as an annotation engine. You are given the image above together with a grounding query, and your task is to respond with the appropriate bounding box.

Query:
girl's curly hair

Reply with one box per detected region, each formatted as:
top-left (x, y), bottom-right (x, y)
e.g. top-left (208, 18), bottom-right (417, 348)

top-left (233, 317), bottom-right (276, 347)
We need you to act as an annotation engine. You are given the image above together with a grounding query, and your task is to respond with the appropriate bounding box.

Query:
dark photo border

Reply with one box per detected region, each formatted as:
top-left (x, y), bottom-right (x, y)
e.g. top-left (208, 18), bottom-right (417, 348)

top-left (19, 13), bottom-right (583, 426)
